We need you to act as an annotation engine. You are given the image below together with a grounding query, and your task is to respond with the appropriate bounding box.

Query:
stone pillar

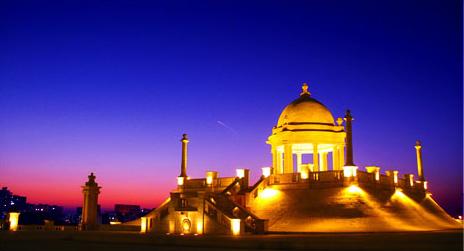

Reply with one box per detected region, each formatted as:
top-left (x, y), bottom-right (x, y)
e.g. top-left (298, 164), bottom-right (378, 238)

top-left (275, 151), bottom-right (282, 174)
top-left (385, 170), bottom-right (398, 186)
top-left (405, 174), bottom-right (414, 187)
top-left (284, 144), bottom-right (293, 173)
top-left (319, 152), bottom-right (328, 171)
top-left (415, 140), bottom-right (425, 182)
top-left (338, 144), bottom-right (345, 170)
top-left (237, 169), bottom-right (250, 188)
top-left (206, 171), bottom-right (218, 187)
top-left (344, 110), bottom-right (355, 166)
top-left (81, 173), bottom-right (101, 230)
top-left (179, 134), bottom-right (189, 178)
top-left (271, 146), bottom-right (277, 173)
top-left (296, 153), bottom-right (302, 173)
top-left (332, 146), bottom-right (339, 170)
top-left (366, 166), bottom-right (380, 182)
top-left (313, 144), bottom-right (319, 172)
top-left (140, 217), bottom-right (148, 233)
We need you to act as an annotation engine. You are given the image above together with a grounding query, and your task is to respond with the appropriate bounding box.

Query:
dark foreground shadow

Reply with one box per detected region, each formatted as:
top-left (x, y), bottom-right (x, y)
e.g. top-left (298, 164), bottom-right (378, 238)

top-left (0, 230), bottom-right (462, 251)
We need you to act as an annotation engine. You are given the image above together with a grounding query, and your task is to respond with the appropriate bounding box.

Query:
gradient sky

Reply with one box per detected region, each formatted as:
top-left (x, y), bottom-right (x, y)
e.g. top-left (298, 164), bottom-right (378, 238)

top-left (1, 0), bottom-right (462, 215)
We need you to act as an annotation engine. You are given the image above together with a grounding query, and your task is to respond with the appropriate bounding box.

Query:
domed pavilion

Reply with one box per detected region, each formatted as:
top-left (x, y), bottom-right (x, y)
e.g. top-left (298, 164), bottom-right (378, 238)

top-left (267, 83), bottom-right (346, 177)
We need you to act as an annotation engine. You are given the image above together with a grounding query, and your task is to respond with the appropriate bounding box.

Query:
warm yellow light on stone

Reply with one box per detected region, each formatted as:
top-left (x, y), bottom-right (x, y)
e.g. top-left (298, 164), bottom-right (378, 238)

top-left (343, 165), bottom-right (358, 177)
top-left (341, 185), bottom-right (366, 198)
top-left (408, 174), bottom-right (414, 187)
top-left (366, 166), bottom-right (380, 181)
top-left (261, 167), bottom-right (271, 178)
top-left (231, 219), bottom-right (241, 235)
top-left (206, 176), bottom-right (213, 185)
top-left (140, 217), bottom-right (147, 233)
top-left (261, 188), bottom-right (278, 199)
top-left (169, 220), bottom-right (175, 233)
top-left (182, 218), bottom-right (191, 233)
top-left (300, 170), bottom-right (309, 179)
top-left (205, 171), bottom-right (217, 186)
top-left (455, 217), bottom-right (463, 223)
top-left (423, 181), bottom-right (428, 190)
top-left (177, 177), bottom-right (184, 186)
top-left (393, 171), bottom-right (398, 185)
top-left (347, 185), bottom-right (362, 194)
top-left (8, 212), bottom-right (19, 231)
top-left (109, 221), bottom-right (121, 225)
top-left (236, 169), bottom-right (245, 178)
top-left (196, 221), bottom-right (203, 234)
top-left (392, 189), bottom-right (415, 206)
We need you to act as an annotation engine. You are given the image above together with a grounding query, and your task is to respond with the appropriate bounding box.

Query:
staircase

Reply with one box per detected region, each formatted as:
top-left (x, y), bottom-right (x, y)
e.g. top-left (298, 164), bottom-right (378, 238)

top-left (204, 179), bottom-right (268, 234)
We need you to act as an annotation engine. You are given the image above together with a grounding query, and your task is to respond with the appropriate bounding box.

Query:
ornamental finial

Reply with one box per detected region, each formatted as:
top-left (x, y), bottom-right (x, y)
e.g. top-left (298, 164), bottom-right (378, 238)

top-left (300, 83), bottom-right (311, 96)
top-left (86, 172), bottom-right (97, 185)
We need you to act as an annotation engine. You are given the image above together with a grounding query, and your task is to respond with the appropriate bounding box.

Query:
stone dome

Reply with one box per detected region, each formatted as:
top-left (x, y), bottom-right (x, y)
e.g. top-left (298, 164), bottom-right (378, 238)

top-left (277, 84), bottom-right (335, 127)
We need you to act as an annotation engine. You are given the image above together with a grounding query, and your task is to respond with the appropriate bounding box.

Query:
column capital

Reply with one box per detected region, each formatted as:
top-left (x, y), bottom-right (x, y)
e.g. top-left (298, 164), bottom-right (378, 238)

top-left (415, 140), bottom-right (422, 150)
top-left (180, 133), bottom-right (189, 177)
top-left (181, 133), bottom-right (189, 143)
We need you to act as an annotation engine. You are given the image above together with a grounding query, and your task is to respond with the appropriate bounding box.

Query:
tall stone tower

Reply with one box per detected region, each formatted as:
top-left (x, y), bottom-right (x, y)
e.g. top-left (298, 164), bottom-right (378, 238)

top-left (81, 172), bottom-right (101, 230)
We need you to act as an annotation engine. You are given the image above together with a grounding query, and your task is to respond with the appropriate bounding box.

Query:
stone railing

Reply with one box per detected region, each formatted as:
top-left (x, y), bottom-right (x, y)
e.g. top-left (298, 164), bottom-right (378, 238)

top-left (308, 170), bottom-right (343, 183)
top-left (183, 177), bottom-right (237, 190)
top-left (249, 168), bottom-right (426, 194)
top-left (270, 173), bottom-right (300, 184)
top-left (268, 171), bottom-right (343, 186)
top-left (358, 170), bottom-right (426, 193)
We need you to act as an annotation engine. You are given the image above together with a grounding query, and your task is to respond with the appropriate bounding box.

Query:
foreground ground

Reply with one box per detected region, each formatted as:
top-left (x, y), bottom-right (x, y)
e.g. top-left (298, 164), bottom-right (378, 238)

top-left (0, 230), bottom-right (462, 251)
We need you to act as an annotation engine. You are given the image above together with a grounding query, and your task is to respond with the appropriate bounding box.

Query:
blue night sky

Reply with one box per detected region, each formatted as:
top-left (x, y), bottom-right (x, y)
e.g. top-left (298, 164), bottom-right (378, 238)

top-left (0, 0), bottom-right (462, 214)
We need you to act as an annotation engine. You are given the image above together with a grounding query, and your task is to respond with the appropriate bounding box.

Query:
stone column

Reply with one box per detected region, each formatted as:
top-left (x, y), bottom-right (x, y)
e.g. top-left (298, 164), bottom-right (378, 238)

top-left (313, 144), bottom-right (319, 172)
top-left (296, 153), bottom-right (302, 173)
top-left (338, 144), bottom-right (345, 169)
top-left (344, 110), bottom-right (355, 166)
top-left (276, 150), bottom-right (283, 174)
top-left (271, 146), bottom-right (277, 173)
top-left (415, 140), bottom-right (425, 182)
top-left (332, 146), bottom-right (340, 170)
top-left (284, 144), bottom-right (293, 173)
top-left (320, 152), bottom-right (328, 171)
top-left (81, 173), bottom-right (101, 230)
top-left (180, 134), bottom-right (189, 178)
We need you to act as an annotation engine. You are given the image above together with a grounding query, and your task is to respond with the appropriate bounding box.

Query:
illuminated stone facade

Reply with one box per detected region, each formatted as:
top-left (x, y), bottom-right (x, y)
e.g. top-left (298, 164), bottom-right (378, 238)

top-left (134, 84), bottom-right (461, 234)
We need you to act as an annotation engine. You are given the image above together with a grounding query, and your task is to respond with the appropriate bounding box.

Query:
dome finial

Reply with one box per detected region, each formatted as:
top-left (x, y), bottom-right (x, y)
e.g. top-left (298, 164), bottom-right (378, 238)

top-left (300, 83), bottom-right (311, 96)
